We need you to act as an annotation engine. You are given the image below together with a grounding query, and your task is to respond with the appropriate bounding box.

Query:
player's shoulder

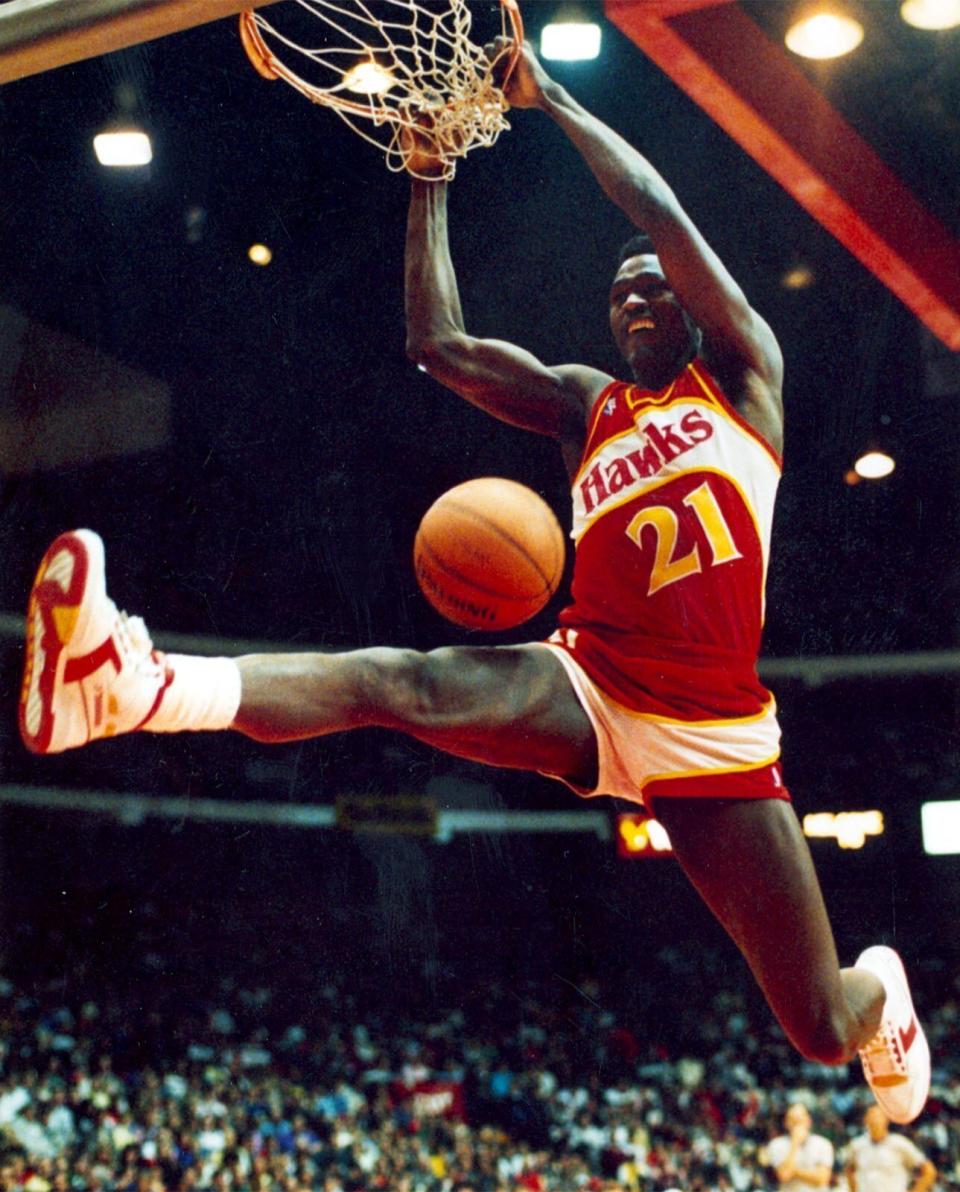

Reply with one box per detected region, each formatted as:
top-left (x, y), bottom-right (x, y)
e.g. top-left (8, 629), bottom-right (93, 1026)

top-left (704, 308), bottom-right (783, 392)
top-left (554, 364), bottom-right (615, 409)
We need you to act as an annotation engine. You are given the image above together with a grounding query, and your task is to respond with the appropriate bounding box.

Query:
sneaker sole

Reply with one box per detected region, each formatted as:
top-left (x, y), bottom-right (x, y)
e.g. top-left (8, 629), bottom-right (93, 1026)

top-left (18, 530), bottom-right (104, 755)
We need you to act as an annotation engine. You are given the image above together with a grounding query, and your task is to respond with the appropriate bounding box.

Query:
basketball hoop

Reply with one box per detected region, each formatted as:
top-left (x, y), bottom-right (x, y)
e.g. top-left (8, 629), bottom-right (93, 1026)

top-left (239, 0), bottom-right (524, 181)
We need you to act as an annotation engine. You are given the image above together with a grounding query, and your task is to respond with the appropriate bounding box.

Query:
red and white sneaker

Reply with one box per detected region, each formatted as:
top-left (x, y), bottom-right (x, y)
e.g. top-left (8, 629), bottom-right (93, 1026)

top-left (856, 946), bottom-right (930, 1124)
top-left (19, 530), bottom-right (172, 754)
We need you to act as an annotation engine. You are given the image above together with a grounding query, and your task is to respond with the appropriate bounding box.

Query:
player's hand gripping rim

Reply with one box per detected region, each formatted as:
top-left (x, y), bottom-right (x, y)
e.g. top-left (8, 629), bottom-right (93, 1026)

top-left (484, 37), bottom-right (551, 110)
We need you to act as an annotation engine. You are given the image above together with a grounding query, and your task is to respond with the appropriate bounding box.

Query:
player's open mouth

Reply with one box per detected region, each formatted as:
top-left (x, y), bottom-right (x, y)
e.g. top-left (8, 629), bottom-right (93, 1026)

top-left (627, 317), bottom-right (655, 333)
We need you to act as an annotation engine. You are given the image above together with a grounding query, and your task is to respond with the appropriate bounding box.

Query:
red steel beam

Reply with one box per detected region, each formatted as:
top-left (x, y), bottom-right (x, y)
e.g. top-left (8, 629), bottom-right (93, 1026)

top-left (605, 0), bottom-right (960, 350)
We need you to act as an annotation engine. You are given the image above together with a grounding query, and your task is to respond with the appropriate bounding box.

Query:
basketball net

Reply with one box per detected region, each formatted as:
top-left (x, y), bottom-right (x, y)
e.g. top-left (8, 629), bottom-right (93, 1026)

top-left (239, 0), bottom-right (524, 180)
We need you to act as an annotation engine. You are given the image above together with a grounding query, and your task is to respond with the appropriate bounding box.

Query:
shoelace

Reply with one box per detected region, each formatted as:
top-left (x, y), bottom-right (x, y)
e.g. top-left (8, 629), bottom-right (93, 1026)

top-left (860, 1022), bottom-right (905, 1077)
top-left (114, 610), bottom-right (166, 680)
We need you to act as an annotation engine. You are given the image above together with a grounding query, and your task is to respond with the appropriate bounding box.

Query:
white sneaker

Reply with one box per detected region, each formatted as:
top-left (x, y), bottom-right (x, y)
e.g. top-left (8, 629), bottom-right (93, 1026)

top-left (856, 945), bottom-right (930, 1124)
top-left (19, 530), bottom-right (172, 754)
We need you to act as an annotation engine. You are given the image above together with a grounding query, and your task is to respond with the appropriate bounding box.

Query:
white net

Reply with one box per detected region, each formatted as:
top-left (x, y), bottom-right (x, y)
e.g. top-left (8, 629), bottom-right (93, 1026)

top-left (240, 0), bottom-right (523, 180)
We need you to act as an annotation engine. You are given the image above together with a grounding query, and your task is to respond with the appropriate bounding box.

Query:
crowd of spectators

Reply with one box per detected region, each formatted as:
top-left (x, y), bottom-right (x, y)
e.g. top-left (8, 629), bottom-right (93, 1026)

top-left (0, 949), bottom-right (956, 1192)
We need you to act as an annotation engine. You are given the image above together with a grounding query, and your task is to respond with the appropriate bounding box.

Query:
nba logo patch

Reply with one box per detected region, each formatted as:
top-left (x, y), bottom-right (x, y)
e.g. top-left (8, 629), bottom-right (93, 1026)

top-left (603, 396), bottom-right (617, 416)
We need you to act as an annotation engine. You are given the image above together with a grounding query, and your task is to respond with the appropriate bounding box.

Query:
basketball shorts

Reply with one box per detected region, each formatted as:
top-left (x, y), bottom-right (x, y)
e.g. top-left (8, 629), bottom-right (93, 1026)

top-left (536, 642), bottom-right (790, 813)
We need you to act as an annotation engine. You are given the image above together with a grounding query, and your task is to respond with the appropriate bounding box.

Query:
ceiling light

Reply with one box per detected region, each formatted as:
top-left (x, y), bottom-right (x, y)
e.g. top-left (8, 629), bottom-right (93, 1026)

top-left (853, 449), bottom-right (895, 480)
top-left (541, 21), bottom-right (602, 61)
top-left (922, 801), bottom-right (960, 855)
top-left (248, 243), bottom-right (273, 266)
top-left (781, 264), bottom-right (815, 290)
top-left (785, 8), bottom-right (864, 59)
top-left (343, 60), bottom-right (395, 95)
top-left (93, 126), bottom-right (152, 167)
top-left (900, 0), bottom-right (960, 29)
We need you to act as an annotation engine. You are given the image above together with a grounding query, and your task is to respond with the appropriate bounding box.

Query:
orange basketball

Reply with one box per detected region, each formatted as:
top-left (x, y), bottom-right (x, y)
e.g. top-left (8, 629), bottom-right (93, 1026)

top-left (414, 478), bottom-right (566, 630)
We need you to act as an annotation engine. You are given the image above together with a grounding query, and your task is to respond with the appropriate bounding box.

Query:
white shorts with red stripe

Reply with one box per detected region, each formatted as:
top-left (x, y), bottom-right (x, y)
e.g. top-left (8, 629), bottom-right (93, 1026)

top-left (536, 642), bottom-right (790, 812)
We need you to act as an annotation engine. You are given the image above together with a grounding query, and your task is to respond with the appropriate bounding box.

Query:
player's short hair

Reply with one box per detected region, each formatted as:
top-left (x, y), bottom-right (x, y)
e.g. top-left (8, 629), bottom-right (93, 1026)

top-left (617, 232), bottom-right (657, 266)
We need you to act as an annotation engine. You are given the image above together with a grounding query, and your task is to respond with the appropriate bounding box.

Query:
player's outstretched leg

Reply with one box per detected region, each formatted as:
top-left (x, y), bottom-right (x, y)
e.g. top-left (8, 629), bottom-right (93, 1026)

top-left (19, 530), bottom-right (597, 785)
top-left (654, 796), bottom-right (930, 1123)
top-left (20, 529), bottom-right (241, 754)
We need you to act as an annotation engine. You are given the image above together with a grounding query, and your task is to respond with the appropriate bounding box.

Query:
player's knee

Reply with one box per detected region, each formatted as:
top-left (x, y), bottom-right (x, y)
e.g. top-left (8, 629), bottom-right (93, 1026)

top-left (357, 647), bottom-right (457, 728)
top-left (356, 645), bottom-right (533, 732)
top-left (794, 1009), bottom-right (858, 1066)
top-left (353, 648), bottom-right (424, 723)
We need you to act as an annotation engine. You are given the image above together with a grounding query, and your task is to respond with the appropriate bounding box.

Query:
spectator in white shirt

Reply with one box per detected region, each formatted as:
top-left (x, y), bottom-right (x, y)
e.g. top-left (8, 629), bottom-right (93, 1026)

top-left (768, 1103), bottom-right (834, 1192)
top-left (845, 1106), bottom-right (936, 1192)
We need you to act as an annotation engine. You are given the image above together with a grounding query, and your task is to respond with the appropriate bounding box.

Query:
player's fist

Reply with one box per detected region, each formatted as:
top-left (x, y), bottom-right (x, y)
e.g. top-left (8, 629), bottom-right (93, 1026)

top-left (399, 112), bottom-right (447, 179)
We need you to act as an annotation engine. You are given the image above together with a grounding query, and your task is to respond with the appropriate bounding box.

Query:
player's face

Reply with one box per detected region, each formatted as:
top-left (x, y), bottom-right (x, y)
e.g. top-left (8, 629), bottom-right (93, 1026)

top-left (609, 254), bottom-right (698, 383)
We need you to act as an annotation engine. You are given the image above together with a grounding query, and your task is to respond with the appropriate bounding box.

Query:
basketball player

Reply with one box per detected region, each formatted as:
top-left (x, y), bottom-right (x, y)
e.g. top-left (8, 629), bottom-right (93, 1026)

top-left (18, 41), bottom-right (928, 1123)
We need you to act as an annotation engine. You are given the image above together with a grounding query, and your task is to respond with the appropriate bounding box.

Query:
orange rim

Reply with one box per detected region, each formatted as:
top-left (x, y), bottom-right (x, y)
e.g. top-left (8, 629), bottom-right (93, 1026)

top-left (238, 11), bottom-right (279, 81)
top-left (499, 0), bottom-right (524, 91)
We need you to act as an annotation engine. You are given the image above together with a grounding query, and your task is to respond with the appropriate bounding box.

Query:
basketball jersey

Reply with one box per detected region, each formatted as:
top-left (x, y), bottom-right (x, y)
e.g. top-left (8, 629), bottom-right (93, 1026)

top-left (552, 359), bottom-right (781, 722)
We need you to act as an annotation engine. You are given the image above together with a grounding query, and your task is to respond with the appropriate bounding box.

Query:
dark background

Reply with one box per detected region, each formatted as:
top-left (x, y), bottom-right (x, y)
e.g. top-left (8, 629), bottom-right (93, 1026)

top-left (0, 0), bottom-right (957, 1007)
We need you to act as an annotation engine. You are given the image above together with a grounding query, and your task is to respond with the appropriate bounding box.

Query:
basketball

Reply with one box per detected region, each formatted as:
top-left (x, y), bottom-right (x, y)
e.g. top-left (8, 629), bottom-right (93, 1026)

top-left (414, 478), bottom-right (566, 630)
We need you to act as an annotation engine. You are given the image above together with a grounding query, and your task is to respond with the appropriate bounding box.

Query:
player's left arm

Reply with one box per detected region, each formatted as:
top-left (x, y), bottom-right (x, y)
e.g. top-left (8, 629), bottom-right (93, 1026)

top-left (499, 41), bottom-right (783, 439)
top-left (404, 175), bottom-right (609, 460)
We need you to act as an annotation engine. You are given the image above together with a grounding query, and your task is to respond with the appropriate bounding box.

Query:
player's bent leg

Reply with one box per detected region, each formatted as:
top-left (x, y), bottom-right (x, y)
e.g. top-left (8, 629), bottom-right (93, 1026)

top-left (653, 796), bottom-right (883, 1065)
top-left (656, 794), bottom-right (930, 1120)
top-left (234, 644), bottom-right (599, 786)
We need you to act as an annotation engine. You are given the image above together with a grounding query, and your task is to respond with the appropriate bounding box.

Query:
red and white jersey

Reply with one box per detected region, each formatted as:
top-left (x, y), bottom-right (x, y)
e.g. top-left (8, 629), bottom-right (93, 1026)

top-left (553, 359), bottom-right (781, 722)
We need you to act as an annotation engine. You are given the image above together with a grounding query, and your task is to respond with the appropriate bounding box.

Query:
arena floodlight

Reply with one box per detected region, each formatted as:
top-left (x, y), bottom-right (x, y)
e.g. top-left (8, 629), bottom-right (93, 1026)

top-left (617, 813), bottom-right (673, 858)
top-left (247, 243), bottom-right (273, 266)
top-left (900, 0), bottom-right (960, 29)
top-left (93, 124), bottom-right (152, 167)
top-left (342, 60), bottom-right (395, 95)
top-left (803, 810), bottom-right (883, 849)
top-left (781, 264), bottom-right (815, 290)
top-left (541, 21), bottom-right (601, 62)
top-left (854, 449), bottom-right (895, 480)
top-left (785, 6), bottom-right (864, 59)
top-left (921, 801), bottom-right (960, 855)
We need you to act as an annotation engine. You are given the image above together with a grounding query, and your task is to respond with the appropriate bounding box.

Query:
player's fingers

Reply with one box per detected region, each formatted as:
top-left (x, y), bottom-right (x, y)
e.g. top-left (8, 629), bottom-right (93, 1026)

top-left (482, 34), bottom-right (512, 65)
top-left (485, 36), bottom-right (518, 92)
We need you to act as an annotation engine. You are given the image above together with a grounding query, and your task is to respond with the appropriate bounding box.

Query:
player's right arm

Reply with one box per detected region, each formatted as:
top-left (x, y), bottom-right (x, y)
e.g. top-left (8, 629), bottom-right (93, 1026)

top-left (495, 40), bottom-right (782, 451)
top-left (405, 179), bottom-right (609, 457)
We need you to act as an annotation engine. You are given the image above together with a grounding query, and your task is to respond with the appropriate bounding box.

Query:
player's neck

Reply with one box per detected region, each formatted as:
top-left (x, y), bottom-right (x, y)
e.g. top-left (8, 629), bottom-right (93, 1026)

top-left (630, 352), bottom-right (693, 393)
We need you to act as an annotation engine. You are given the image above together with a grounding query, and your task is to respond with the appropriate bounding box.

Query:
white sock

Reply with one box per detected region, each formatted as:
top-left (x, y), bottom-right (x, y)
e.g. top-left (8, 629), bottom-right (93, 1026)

top-left (145, 654), bottom-right (242, 734)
